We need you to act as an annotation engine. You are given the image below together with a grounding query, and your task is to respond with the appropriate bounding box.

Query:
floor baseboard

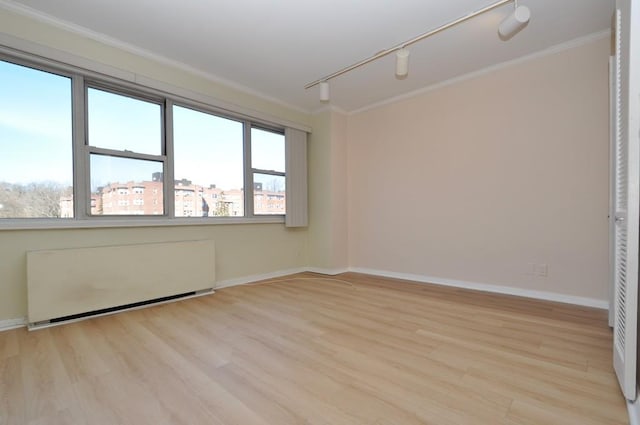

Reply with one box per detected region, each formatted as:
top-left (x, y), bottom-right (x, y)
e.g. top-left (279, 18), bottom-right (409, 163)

top-left (1, 265), bottom-right (609, 333)
top-left (305, 267), bottom-right (350, 276)
top-left (215, 267), bottom-right (308, 289)
top-left (0, 317), bottom-right (27, 331)
top-left (348, 267), bottom-right (608, 309)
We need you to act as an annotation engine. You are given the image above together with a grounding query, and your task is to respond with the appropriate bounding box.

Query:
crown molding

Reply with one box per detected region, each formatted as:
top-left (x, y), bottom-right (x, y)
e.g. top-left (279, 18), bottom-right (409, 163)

top-left (350, 29), bottom-right (611, 115)
top-left (0, 0), bottom-right (612, 121)
top-left (311, 104), bottom-right (349, 116)
top-left (0, 0), bottom-right (312, 116)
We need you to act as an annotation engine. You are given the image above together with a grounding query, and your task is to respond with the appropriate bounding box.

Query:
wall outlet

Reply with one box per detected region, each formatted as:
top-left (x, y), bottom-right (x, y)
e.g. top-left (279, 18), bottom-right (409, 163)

top-left (526, 263), bottom-right (548, 277)
top-left (535, 263), bottom-right (548, 277)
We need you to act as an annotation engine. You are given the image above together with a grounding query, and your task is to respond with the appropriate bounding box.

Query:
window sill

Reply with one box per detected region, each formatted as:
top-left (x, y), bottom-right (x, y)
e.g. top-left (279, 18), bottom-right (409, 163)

top-left (0, 216), bottom-right (285, 231)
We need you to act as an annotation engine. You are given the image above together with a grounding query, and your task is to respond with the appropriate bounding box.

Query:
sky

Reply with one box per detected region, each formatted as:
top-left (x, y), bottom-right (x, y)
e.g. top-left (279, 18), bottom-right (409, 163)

top-left (0, 60), bottom-right (285, 192)
top-left (0, 60), bottom-right (73, 186)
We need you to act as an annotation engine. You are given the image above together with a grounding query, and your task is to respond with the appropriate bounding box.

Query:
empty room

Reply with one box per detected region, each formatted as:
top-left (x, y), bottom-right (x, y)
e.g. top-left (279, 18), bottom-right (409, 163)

top-left (1, 0), bottom-right (639, 424)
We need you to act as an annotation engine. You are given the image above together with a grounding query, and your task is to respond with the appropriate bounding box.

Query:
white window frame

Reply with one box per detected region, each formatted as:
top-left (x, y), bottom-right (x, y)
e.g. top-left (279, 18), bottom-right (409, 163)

top-left (81, 82), bottom-right (168, 220)
top-left (249, 125), bottom-right (286, 217)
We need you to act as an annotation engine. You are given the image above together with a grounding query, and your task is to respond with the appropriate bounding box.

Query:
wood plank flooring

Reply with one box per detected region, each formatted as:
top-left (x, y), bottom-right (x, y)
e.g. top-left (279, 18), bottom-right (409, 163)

top-left (0, 272), bottom-right (628, 424)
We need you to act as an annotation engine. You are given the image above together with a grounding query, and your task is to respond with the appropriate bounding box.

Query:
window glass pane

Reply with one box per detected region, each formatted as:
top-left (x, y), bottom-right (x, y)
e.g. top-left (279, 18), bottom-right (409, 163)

top-left (87, 88), bottom-right (161, 155)
top-left (173, 105), bottom-right (244, 217)
top-left (90, 154), bottom-right (164, 215)
top-left (0, 61), bottom-right (73, 218)
top-left (251, 127), bottom-right (284, 172)
top-left (253, 173), bottom-right (285, 215)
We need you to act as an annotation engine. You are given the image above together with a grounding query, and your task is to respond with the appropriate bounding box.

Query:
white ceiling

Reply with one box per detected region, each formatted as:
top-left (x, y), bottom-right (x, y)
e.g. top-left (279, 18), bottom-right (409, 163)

top-left (2, 0), bottom-right (613, 113)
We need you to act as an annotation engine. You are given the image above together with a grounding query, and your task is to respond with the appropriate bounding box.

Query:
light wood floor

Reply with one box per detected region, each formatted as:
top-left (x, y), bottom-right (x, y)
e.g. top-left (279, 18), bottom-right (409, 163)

top-left (0, 272), bottom-right (628, 425)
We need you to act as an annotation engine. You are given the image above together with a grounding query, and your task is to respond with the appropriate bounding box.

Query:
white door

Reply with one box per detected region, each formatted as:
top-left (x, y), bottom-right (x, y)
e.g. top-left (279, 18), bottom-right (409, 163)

top-left (613, 0), bottom-right (639, 401)
top-left (609, 55), bottom-right (616, 329)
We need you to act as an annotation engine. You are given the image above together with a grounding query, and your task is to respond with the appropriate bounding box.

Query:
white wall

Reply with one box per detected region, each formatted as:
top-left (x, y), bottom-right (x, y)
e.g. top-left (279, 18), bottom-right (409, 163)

top-left (307, 109), bottom-right (349, 272)
top-left (347, 37), bottom-right (611, 302)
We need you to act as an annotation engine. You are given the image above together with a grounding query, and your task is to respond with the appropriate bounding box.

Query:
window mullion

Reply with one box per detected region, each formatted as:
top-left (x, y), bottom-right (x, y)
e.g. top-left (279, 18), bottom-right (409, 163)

top-left (165, 99), bottom-right (175, 218)
top-left (87, 147), bottom-right (166, 162)
top-left (243, 121), bottom-right (254, 218)
top-left (72, 74), bottom-right (89, 220)
top-left (252, 168), bottom-right (285, 177)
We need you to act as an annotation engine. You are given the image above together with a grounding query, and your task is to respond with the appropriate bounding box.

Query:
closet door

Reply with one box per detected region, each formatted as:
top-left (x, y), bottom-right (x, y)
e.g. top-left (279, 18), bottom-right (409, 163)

top-left (612, 0), bottom-right (639, 401)
top-left (609, 55), bottom-right (616, 329)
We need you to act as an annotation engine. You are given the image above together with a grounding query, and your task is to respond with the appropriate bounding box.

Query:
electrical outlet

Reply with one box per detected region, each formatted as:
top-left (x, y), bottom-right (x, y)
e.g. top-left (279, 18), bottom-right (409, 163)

top-left (535, 263), bottom-right (548, 277)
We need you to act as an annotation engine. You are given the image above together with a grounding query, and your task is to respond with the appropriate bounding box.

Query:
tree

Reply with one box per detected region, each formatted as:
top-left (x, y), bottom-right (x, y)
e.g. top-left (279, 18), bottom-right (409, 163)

top-left (264, 177), bottom-right (284, 192)
top-left (0, 181), bottom-right (71, 218)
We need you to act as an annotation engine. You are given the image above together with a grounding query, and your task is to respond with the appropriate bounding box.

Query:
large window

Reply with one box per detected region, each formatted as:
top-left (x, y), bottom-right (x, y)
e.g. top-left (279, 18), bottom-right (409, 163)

top-left (0, 61), bottom-right (73, 218)
top-left (0, 55), bottom-right (297, 225)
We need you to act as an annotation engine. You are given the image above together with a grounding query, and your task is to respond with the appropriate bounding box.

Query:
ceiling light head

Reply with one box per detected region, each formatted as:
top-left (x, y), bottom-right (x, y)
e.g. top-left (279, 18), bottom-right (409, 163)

top-left (319, 81), bottom-right (330, 102)
top-left (395, 48), bottom-right (410, 79)
top-left (498, 5), bottom-right (531, 40)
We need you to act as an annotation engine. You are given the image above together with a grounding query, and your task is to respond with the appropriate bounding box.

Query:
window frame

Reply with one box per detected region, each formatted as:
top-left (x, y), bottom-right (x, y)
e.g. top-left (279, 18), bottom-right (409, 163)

top-left (171, 101), bottom-right (248, 219)
top-left (0, 51), bottom-right (289, 229)
top-left (249, 125), bottom-right (286, 217)
top-left (0, 56), bottom-right (76, 221)
top-left (83, 82), bottom-right (168, 219)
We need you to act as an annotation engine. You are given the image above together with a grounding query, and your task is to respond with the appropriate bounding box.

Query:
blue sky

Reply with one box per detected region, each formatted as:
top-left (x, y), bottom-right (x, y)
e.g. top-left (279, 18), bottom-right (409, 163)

top-left (0, 60), bottom-right (72, 186)
top-left (1, 60), bottom-right (285, 192)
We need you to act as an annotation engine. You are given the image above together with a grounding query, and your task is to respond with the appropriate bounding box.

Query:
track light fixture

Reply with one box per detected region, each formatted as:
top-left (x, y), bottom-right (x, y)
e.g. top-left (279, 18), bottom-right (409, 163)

top-left (319, 81), bottom-right (330, 102)
top-left (306, 0), bottom-right (530, 102)
top-left (395, 48), bottom-right (410, 79)
top-left (498, 2), bottom-right (531, 39)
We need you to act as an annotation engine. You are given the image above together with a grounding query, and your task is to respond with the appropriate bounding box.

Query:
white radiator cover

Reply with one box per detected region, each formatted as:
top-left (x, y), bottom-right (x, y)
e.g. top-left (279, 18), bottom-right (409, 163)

top-left (27, 240), bottom-right (215, 323)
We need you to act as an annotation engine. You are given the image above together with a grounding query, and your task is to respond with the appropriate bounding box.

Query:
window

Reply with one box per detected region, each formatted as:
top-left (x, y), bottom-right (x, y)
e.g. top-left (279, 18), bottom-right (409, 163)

top-left (251, 127), bottom-right (285, 215)
top-left (173, 105), bottom-right (244, 217)
top-left (0, 54), bottom-right (302, 227)
top-left (87, 88), bottom-right (164, 216)
top-left (0, 61), bottom-right (73, 218)
top-left (87, 88), bottom-right (162, 155)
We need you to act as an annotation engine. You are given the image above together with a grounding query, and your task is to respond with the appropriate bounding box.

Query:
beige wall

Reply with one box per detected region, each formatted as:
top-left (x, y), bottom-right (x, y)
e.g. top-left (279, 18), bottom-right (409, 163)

top-left (347, 37), bottom-right (611, 301)
top-left (0, 5), bottom-right (613, 320)
top-left (0, 8), bottom-right (312, 321)
top-left (307, 109), bottom-right (349, 271)
top-left (0, 225), bottom-right (307, 320)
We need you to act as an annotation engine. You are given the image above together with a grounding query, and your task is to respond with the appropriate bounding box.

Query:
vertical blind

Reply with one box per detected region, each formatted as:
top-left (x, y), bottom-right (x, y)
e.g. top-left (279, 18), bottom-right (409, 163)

top-left (285, 127), bottom-right (308, 227)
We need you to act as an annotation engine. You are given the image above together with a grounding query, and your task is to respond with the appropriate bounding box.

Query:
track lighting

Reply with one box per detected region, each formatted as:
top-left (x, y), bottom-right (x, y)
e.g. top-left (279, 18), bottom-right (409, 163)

top-left (319, 81), bottom-right (330, 102)
top-left (305, 0), bottom-right (531, 102)
top-left (498, 4), bottom-right (531, 39)
top-left (395, 48), bottom-right (410, 79)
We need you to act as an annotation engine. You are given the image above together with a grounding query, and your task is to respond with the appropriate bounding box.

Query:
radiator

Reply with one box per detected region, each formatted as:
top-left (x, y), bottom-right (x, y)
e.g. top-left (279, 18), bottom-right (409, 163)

top-left (26, 240), bottom-right (216, 324)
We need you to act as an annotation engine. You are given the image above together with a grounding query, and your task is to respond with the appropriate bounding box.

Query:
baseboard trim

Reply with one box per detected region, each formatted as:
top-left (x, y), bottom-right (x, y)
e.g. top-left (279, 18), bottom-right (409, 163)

top-left (218, 266), bottom-right (609, 309)
top-left (215, 267), bottom-right (308, 289)
top-left (2, 265), bottom-right (608, 332)
top-left (0, 317), bottom-right (27, 331)
top-left (0, 267), bottom-right (307, 332)
top-left (306, 267), bottom-right (350, 276)
top-left (349, 267), bottom-right (608, 309)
